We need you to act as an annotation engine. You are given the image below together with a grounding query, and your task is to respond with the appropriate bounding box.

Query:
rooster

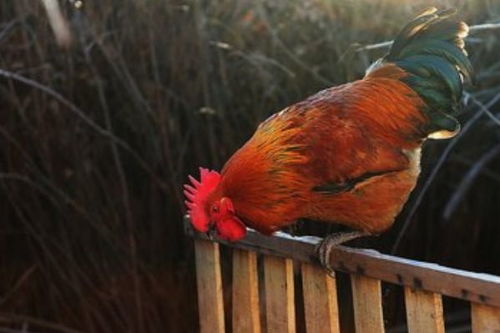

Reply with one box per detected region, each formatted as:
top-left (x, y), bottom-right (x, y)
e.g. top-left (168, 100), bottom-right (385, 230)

top-left (184, 8), bottom-right (472, 268)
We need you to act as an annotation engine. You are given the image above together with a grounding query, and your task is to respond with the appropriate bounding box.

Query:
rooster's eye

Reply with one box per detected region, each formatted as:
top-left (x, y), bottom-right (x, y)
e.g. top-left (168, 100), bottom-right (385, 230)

top-left (211, 205), bottom-right (219, 213)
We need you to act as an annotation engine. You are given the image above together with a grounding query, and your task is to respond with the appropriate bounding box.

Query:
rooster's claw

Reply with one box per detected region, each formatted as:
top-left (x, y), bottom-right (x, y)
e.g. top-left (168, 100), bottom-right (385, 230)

top-left (316, 231), bottom-right (370, 275)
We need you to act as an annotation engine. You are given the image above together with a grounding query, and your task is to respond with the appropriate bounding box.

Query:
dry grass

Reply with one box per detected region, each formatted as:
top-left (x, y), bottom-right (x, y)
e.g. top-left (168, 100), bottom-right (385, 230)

top-left (0, 0), bottom-right (499, 331)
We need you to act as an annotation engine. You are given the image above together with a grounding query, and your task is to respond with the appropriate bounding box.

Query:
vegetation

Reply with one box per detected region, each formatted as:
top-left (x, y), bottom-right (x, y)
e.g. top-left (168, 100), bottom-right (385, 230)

top-left (0, 0), bottom-right (498, 331)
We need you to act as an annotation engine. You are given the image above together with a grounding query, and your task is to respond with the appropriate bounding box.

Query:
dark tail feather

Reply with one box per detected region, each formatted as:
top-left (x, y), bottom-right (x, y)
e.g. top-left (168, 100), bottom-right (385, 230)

top-left (367, 7), bottom-right (473, 139)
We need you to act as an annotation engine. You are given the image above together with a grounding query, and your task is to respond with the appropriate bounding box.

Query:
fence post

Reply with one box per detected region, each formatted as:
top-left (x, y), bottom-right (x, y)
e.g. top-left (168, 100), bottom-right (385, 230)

top-left (232, 249), bottom-right (261, 333)
top-left (351, 274), bottom-right (385, 332)
top-left (404, 287), bottom-right (444, 333)
top-left (264, 255), bottom-right (295, 333)
top-left (471, 302), bottom-right (500, 332)
top-left (301, 263), bottom-right (340, 333)
top-left (194, 239), bottom-right (225, 333)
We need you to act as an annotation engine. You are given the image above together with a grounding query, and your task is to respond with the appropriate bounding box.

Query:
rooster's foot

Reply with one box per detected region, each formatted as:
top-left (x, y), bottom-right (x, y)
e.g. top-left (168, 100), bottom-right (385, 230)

top-left (316, 231), bottom-right (370, 274)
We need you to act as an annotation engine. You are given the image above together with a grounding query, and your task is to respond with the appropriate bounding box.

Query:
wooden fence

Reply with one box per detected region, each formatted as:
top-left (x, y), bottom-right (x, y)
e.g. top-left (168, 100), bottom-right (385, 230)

top-left (185, 220), bottom-right (500, 332)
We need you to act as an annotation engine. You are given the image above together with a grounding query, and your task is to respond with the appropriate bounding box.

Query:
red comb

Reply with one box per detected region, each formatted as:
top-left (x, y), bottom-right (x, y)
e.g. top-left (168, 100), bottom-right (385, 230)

top-left (184, 167), bottom-right (221, 232)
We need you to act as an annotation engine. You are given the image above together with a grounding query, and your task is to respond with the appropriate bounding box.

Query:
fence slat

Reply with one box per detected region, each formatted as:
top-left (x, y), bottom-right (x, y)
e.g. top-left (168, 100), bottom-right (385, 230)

top-left (232, 249), bottom-right (261, 333)
top-left (471, 302), bottom-right (500, 332)
top-left (351, 274), bottom-right (385, 332)
top-left (264, 255), bottom-right (295, 333)
top-left (194, 239), bottom-right (225, 333)
top-left (301, 264), bottom-right (340, 333)
top-left (404, 287), bottom-right (444, 333)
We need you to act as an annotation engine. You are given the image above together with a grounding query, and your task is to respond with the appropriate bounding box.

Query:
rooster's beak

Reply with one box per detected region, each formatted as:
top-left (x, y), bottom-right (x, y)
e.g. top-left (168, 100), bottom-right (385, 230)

top-left (206, 224), bottom-right (217, 240)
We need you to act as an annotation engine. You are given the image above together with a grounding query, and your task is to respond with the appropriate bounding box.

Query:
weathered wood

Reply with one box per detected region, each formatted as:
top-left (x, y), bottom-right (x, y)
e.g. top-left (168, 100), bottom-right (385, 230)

top-left (351, 274), bottom-right (385, 332)
top-left (194, 239), bottom-right (225, 333)
top-left (301, 264), bottom-right (340, 333)
top-left (471, 302), bottom-right (500, 332)
top-left (185, 219), bottom-right (500, 307)
top-left (404, 287), bottom-right (444, 333)
top-left (232, 249), bottom-right (261, 333)
top-left (264, 255), bottom-right (295, 333)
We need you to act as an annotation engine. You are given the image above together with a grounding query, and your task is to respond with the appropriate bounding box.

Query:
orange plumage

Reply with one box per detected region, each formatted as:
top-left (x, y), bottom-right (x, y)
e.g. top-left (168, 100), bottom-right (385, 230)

top-left (185, 8), bottom-right (472, 243)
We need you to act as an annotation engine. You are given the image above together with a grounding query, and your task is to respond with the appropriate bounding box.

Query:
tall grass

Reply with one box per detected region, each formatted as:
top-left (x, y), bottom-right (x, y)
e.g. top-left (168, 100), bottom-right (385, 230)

top-left (0, 0), bottom-right (499, 331)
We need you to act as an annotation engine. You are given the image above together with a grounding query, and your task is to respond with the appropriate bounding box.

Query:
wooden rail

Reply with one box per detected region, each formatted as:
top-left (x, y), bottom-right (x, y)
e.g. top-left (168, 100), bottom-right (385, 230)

top-left (185, 220), bottom-right (500, 332)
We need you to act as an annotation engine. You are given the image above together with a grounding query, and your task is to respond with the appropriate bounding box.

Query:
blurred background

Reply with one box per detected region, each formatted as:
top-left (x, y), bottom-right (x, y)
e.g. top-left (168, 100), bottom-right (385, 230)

top-left (0, 0), bottom-right (499, 332)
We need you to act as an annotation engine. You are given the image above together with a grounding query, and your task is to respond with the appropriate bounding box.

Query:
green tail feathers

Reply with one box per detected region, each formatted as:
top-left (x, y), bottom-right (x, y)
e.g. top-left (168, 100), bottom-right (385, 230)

top-left (375, 8), bottom-right (473, 139)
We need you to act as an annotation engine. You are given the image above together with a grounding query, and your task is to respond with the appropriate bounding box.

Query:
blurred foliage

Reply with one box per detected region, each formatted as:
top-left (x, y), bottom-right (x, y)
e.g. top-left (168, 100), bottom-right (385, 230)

top-left (0, 0), bottom-right (499, 331)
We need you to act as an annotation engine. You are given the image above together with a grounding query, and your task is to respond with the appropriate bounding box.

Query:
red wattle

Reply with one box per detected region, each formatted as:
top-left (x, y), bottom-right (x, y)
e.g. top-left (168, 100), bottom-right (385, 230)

top-left (216, 217), bottom-right (247, 242)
